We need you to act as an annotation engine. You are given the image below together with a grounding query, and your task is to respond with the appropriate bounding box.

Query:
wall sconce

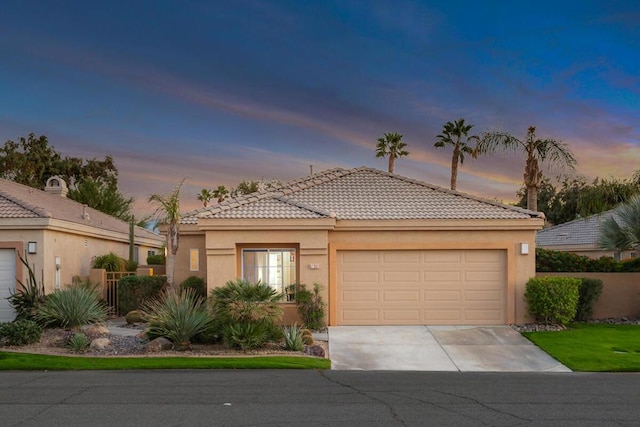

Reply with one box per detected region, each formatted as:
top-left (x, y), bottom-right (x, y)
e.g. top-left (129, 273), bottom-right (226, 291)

top-left (27, 241), bottom-right (37, 254)
top-left (520, 243), bottom-right (529, 255)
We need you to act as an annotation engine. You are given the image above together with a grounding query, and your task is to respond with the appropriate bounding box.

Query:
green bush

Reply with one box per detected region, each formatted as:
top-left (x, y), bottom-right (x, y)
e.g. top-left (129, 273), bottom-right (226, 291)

top-left (524, 276), bottom-right (580, 325)
top-left (66, 332), bottom-right (90, 353)
top-left (143, 289), bottom-right (213, 350)
top-left (619, 257), bottom-right (640, 272)
top-left (8, 253), bottom-right (46, 322)
top-left (296, 283), bottom-right (326, 331)
top-left (0, 320), bottom-right (43, 346)
top-left (574, 278), bottom-right (604, 321)
top-left (36, 285), bottom-right (109, 328)
top-left (282, 323), bottom-right (304, 351)
top-left (118, 275), bottom-right (167, 314)
top-left (92, 252), bottom-right (128, 272)
top-left (536, 248), bottom-right (640, 273)
top-left (147, 254), bottom-right (166, 265)
top-left (180, 276), bottom-right (207, 299)
top-left (210, 279), bottom-right (283, 350)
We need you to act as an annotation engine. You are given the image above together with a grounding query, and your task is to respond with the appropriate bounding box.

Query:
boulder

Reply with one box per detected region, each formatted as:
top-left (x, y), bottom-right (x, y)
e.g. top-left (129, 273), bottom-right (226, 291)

top-left (90, 337), bottom-right (111, 350)
top-left (84, 324), bottom-right (110, 335)
top-left (126, 310), bottom-right (146, 324)
top-left (304, 344), bottom-right (325, 358)
top-left (144, 337), bottom-right (173, 352)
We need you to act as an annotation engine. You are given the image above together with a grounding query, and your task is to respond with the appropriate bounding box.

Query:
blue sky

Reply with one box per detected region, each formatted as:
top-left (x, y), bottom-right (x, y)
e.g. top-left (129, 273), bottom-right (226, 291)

top-left (1, 0), bottom-right (638, 214)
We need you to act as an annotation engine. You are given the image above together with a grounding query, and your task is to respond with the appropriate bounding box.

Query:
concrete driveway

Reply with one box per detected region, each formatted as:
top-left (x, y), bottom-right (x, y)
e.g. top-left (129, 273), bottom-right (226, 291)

top-left (329, 325), bottom-right (570, 372)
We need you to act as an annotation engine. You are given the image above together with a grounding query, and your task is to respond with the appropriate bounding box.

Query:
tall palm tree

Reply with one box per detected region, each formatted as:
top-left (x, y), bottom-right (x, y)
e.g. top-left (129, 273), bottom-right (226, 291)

top-left (212, 185), bottom-right (229, 203)
top-left (375, 132), bottom-right (409, 174)
top-left (598, 195), bottom-right (640, 252)
top-left (434, 118), bottom-right (478, 191)
top-left (476, 126), bottom-right (576, 212)
top-left (149, 180), bottom-right (184, 288)
top-left (196, 188), bottom-right (214, 207)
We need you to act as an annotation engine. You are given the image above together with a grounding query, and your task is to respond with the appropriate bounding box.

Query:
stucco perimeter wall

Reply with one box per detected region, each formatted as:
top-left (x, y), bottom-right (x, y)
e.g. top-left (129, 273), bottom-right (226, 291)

top-left (537, 272), bottom-right (640, 319)
top-left (328, 227), bottom-right (539, 324)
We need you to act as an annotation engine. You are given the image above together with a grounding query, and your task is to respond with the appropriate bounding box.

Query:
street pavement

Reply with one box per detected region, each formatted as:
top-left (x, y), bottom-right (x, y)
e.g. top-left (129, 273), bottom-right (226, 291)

top-left (1, 369), bottom-right (639, 426)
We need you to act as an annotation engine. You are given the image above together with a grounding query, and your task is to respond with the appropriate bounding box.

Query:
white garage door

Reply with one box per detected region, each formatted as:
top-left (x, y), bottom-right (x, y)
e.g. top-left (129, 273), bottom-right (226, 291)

top-left (0, 249), bottom-right (17, 322)
top-left (337, 249), bottom-right (506, 325)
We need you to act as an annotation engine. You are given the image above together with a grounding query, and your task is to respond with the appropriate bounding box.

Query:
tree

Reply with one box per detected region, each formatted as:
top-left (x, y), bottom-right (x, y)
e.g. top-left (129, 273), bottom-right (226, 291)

top-left (375, 132), bottom-right (409, 174)
top-left (67, 178), bottom-right (134, 221)
top-left (196, 189), bottom-right (214, 207)
top-left (149, 180), bottom-right (184, 288)
top-left (230, 180), bottom-right (279, 197)
top-left (433, 118), bottom-right (478, 190)
top-left (212, 185), bottom-right (229, 203)
top-left (598, 194), bottom-right (640, 252)
top-left (476, 126), bottom-right (576, 212)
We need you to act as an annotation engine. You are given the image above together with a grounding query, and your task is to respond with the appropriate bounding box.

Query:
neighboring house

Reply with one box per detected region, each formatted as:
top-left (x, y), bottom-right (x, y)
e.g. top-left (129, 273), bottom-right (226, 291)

top-left (175, 167), bottom-right (544, 326)
top-left (536, 210), bottom-right (635, 260)
top-left (0, 176), bottom-right (165, 322)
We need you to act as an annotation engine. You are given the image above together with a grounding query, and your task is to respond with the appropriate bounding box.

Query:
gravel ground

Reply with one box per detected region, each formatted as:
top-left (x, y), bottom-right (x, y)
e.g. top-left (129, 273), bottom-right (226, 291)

top-left (511, 317), bottom-right (640, 333)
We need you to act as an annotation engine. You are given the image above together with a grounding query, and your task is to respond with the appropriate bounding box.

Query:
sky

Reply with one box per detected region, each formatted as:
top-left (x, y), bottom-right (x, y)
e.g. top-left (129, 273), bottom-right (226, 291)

top-left (1, 0), bottom-right (639, 215)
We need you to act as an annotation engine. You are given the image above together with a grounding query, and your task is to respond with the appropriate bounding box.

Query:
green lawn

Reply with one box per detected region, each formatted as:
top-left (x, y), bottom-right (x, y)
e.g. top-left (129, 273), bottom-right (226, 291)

top-left (523, 323), bottom-right (640, 372)
top-left (0, 352), bottom-right (330, 371)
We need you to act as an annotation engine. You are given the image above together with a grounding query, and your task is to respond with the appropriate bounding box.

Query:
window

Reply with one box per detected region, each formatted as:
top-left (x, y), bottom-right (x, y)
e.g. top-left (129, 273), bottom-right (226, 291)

top-left (190, 249), bottom-right (199, 271)
top-left (242, 248), bottom-right (296, 298)
top-left (133, 246), bottom-right (139, 263)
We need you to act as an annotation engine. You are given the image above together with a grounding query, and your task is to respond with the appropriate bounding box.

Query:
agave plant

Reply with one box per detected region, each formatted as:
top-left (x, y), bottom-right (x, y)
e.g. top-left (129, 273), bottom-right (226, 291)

top-left (36, 285), bottom-right (108, 329)
top-left (282, 323), bottom-right (304, 351)
top-left (143, 288), bottom-right (213, 350)
top-left (8, 252), bottom-right (46, 322)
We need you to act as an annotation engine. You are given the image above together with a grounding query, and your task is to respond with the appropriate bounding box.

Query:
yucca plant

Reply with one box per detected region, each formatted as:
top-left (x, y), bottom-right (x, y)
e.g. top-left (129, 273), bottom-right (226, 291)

top-left (66, 332), bottom-right (90, 353)
top-left (8, 252), bottom-right (46, 322)
top-left (36, 285), bottom-right (108, 329)
top-left (143, 288), bottom-right (213, 350)
top-left (282, 323), bottom-right (304, 351)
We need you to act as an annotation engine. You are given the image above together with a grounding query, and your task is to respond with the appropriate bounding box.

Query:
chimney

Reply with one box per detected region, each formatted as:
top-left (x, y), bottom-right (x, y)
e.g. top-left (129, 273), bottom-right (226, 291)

top-left (44, 176), bottom-right (68, 197)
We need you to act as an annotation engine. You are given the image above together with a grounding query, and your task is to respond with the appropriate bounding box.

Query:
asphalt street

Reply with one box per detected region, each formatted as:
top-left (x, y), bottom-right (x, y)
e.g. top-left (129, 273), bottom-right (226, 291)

top-left (1, 370), bottom-right (639, 426)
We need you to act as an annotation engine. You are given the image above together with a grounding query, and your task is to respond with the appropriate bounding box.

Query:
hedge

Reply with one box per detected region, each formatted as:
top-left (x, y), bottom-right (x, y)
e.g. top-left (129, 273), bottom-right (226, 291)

top-left (524, 276), bottom-right (580, 325)
top-left (118, 275), bottom-right (167, 314)
top-left (536, 248), bottom-right (640, 273)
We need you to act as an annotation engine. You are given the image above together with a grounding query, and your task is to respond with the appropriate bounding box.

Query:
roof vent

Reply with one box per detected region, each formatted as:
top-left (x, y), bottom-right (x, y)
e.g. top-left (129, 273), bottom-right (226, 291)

top-left (44, 176), bottom-right (68, 198)
top-left (82, 204), bottom-right (90, 221)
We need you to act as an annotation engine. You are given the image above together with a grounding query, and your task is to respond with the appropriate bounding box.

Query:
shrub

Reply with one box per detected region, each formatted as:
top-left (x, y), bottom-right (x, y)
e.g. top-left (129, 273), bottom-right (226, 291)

top-left (536, 248), bottom-right (640, 273)
top-left (524, 276), bottom-right (580, 325)
top-left (619, 257), bottom-right (640, 272)
top-left (574, 278), bottom-right (604, 321)
top-left (180, 276), bottom-right (207, 299)
top-left (118, 275), bottom-right (167, 314)
top-left (126, 260), bottom-right (139, 272)
top-left (92, 252), bottom-right (128, 272)
top-left (296, 283), bottom-right (326, 331)
top-left (143, 289), bottom-right (213, 350)
top-left (0, 320), bottom-right (43, 346)
top-left (282, 323), bottom-right (304, 351)
top-left (125, 310), bottom-right (147, 324)
top-left (36, 285), bottom-right (109, 328)
top-left (8, 253), bottom-right (46, 322)
top-left (66, 333), bottom-right (90, 353)
top-left (210, 279), bottom-right (283, 349)
top-left (147, 254), bottom-right (166, 265)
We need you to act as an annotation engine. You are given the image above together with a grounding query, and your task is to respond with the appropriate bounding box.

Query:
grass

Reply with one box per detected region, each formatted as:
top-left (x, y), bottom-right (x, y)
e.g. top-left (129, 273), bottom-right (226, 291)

top-left (523, 323), bottom-right (640, 372)
top-left (0, 352), bottom-right (330, 371)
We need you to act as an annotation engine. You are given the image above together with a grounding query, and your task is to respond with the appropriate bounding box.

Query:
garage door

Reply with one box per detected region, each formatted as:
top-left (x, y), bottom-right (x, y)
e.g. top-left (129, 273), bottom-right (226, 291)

top-left (337, 249), bottom-right (506, 325)
top-left (0, 249), bottom-right (17, 322)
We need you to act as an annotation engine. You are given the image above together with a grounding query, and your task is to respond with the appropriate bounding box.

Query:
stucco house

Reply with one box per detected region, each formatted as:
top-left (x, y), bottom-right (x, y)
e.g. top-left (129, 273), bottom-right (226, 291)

top-left (0, 176), bottom-right (165, 322)
top-left (174, 167), bottom-right (544, 326)
top-left (536, 210), bottom-right (635, 260)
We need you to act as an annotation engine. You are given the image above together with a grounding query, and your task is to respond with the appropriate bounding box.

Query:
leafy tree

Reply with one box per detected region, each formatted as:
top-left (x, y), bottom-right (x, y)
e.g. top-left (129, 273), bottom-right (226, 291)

top-left (67, 178), bottom-right (134, 221)
top-left (196, 189), bottom-right (214, 207)
top-left (375, 132), bottom-right (409, 174)
top-left (149, 180), bottom-right (184, 288)
top-left (598, 194), bottom-right (640, 252)
top-left (476, 126), bottom-right (576, 212)
top-left (578, 176), bottom-right (638, 218)
top-left (212, 185), bottom-right (229, 203)
top-left (433, 118), bottom-right (478, 190)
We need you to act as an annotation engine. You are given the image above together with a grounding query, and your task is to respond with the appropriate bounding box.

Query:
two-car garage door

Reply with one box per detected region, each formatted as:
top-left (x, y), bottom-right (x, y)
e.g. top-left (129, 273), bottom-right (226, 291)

top-left (337, 249), bottom-right (506, 325)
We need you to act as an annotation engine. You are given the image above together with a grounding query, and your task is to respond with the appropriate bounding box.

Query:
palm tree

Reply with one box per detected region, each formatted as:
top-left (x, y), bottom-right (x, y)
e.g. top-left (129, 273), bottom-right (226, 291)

top-left (149, 180), bottom-right (184, 288)
top-left (434, 118), bottom-right (478, 191)
top-left (598, 195), bottom-right (640, 252)
top-left (212, 185), bottom-right (229, 203)
top-left (476, 126), bottom-right (576, 212)
top-left (196, 188), bottom-right (214, 207)
top-left (375, 132), bottom-right (409, 174)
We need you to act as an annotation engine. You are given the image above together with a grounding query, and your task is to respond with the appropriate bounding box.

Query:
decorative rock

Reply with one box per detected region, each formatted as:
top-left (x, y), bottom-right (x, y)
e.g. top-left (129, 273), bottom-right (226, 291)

top-left (126, 310), bottom-right (146, 324)
top-left (136, 330), bottom-right (148, 339)
top-left (144, 337), bottom-right (173, 352)
top-left (84, 324), bottom-right (110, 335)
top-left (90, 337), bottom-right (111, 350)
top-left (304, 344), bottom-right (325, 358)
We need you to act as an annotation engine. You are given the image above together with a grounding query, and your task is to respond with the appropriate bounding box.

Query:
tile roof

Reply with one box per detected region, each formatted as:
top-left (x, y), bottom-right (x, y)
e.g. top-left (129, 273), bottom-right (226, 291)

top-left (183, 167), bottom-right (540, 223)
top-left (536, 210), bottom-right (618, 247)
top-left (0, 178), bottom-right (163, 243)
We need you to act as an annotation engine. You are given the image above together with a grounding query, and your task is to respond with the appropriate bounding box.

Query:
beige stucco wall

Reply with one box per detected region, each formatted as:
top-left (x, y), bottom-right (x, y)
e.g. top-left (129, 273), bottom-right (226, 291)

top-left (173, 233), bottom-right (207, 286)
top-left (537, 272), bottom-right (640, 319)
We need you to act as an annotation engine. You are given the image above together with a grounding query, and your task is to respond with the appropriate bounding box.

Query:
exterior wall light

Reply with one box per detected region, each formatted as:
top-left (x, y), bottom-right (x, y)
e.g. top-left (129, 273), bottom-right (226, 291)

top-left (520, 243), bottom-right (529, 255)
top-left (27, 241), bottom-right (37, 254)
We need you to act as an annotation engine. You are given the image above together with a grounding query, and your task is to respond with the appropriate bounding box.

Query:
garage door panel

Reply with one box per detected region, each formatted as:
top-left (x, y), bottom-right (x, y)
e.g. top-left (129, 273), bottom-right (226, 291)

top-left (0, 249), bottom-right (17, 323)
top-left (337, 249), bottom-right (506, 325)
